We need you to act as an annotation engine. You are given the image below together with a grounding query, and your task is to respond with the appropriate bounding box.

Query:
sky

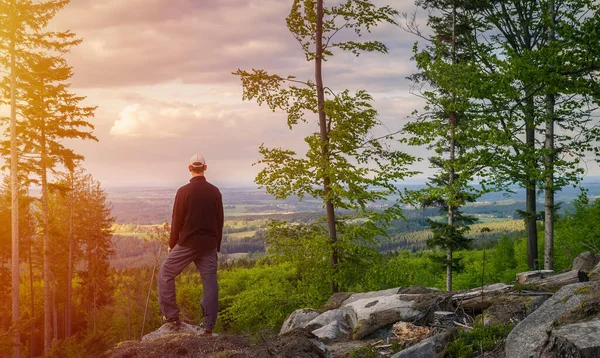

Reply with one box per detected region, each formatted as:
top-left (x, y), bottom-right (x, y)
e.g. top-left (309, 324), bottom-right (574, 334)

top-left (3, 0), bottom-right (600, 188)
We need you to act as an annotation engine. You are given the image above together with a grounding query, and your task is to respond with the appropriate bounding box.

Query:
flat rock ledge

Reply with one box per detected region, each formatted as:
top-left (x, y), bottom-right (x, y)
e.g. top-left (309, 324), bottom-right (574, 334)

top-left (141, 322), bottom-right (218, 342)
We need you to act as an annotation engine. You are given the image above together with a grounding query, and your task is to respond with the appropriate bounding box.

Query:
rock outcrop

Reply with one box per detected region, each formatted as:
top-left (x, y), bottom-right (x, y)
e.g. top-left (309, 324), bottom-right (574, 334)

top-left (540, 320), bottom-right (600, 357)
top-left (108, 255), bottom-right (600, 358)
top-left (505, 281), bottom-right (600, 358)
top-left (391, 328), bottom-right (458, 358)
top-left (572, 251), bottom-right (600, 272)
top-left (141, 322), bottom-right (218, 343)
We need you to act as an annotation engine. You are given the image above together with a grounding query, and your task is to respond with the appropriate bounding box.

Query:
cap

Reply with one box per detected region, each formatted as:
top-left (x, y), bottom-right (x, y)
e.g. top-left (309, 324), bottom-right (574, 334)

top-left (188, 154), bottom-right (206, 167)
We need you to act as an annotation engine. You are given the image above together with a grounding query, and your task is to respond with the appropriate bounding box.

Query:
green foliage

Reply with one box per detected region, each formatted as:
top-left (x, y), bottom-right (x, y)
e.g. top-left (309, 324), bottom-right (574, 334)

top-left (446, 323), bottom-right (513, 358)
top-left (355, 250), bottom-right (443, 291)
top-left (219, 262), bottom-right (313, 333)
top-left (349, 346), bottom-right (378, 358)
top-left (286, 0), bottom-right (398, 60)
top-left (555, 197), bottom-right (600, 271)
top-left (45, 331), bottom-right (110, 358)
top-left (263, 218), bottom-right (392, 293)
top-left (262, 220), bottom-right (331, 294)
top-left (489, 236), bottom-right (518, 283)
top-left (235, 0), bottom-right (415, 293)
top-left (404, 0), bottom-right (489, 290)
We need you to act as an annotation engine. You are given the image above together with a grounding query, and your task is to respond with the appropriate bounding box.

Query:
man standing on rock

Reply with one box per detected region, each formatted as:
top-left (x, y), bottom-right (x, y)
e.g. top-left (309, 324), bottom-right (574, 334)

top-left (158, 154), bottom-right (224, 334)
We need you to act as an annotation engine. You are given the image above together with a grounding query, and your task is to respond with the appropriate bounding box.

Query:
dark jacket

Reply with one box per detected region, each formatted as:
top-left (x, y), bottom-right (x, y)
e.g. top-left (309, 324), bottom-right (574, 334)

top-left (169, 176), bottom-right (224, 252)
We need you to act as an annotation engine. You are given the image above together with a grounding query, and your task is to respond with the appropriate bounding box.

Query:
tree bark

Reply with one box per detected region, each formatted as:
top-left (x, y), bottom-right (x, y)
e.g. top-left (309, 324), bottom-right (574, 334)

top-left (66, 171), bottom-right (73, 337)
top-left (526, 181), bottom-right (538, 269)
top-left (52, 273), bottom-right (57, 341)
top-left (531, 269), bottom-right (587, 291)
top-left (315, 0), bottom-right (338, 293)
top-left (544, 92), bottom-right (555, 270)
top-left (446, 2), bottom-right (457, 293)
top-left (525, 95), bottom-right (538, 270)
top-left (28, 238), bottom-right (34, 358)
top-left (10, 36), bottom-right (21, 358)
top-left (40, 78), bottom-right (52, 351)
top-left (544, 0), bottom-right (556, 271)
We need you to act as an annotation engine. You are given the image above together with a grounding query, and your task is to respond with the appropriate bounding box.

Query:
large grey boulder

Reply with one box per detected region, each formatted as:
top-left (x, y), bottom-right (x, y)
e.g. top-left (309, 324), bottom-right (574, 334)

top-left (572, 251), bottom-right (599, 272)
top-left (306, 309), bottom-right (351, 342)
top-left (280, 308), bottom-right (321, 335)
top-left (342, 294), bottom-right (422, 340)
top-left (505, 282), bottom-right (593, 358)
top-left (540, 320), bottom-right (600, 357)
top-left (338, 287), bottom-right (401, 307)
top-left (391, 328), bottom-right (458, 358)
top-left (590, 261), bottom-right (600, 281)
top-left (280, 289), bottom-right (423, 342)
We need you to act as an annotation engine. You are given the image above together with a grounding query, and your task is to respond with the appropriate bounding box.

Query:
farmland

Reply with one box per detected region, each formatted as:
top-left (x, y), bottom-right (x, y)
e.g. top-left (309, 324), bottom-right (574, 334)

top-left (106, 180), bottom-right (600, 268)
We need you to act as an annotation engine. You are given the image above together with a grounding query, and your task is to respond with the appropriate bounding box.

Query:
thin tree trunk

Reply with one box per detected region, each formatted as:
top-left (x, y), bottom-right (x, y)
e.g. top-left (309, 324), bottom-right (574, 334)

top-left (544, 0), bottom-right (556, 271)
top-left (28, 237), bottom-right (34, 358)
top-left (10, 37), bottom-right (21, 358)
top-left (42, 167), bottom-right (52, 350)
top-left (40, 81), bottom-right (52, 351)
top-left (93, 282), bottom-right (97, 333)
top-left (52, 273), bottom-right (57, 341)
top-left (446, 1), bottom-right (457, 293)
top-left (525, 97), bottom-right (538, 270)
top-left (544, 99), bottom-right (555, 270)
top-left (315, 0), bottom-right (338, 293)
top-left (526, 182), bottom-right (538, 269)
top-left (66, 171), bottom-right (74, 337)
top-left (141, 246), bottom-right (162, 339)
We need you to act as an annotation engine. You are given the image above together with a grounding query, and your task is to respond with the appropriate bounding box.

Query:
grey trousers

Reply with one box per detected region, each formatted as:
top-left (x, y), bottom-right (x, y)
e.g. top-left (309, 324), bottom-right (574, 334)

top-left (158, 245), bottom-right (219, 330)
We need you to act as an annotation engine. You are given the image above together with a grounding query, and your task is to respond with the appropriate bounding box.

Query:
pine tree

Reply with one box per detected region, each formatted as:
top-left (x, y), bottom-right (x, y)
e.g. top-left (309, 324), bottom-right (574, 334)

top-left (403, 0), bottom-right (488, 290)
top-left (0, 1), bottom-right (76, 354)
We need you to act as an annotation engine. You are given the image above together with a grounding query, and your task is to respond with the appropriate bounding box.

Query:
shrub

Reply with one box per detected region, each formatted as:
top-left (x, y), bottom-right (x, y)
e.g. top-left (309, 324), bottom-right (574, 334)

top-left (349, 346), bottom-right (378, 358)
top-left (446, 323), bottom-right (513, 358)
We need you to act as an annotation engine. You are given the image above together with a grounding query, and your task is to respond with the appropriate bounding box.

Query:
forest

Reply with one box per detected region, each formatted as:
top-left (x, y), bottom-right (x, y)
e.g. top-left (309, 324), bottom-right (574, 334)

top-left (1, 0), bottom-right (599, 357)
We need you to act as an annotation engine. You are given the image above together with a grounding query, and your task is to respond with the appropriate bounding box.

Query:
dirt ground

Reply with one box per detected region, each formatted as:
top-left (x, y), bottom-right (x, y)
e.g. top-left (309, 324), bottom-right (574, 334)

top-left (106, 329), bottom-right (329, 358)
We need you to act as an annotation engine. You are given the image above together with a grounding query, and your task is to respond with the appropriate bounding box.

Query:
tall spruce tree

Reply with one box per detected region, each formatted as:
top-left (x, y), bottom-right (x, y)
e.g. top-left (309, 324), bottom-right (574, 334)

top-left (235, 0), bottom-right (416, 293)
top-left (403, 0), bottom-right (488, 290)
top-left (79, 178), bottom-right (114, 333)
top-left (20, 54), bottom-right (95, 350)
top-left (0, 1), bottom-right (74, 355)
top-left (1, 53), bottom-right (96, 352)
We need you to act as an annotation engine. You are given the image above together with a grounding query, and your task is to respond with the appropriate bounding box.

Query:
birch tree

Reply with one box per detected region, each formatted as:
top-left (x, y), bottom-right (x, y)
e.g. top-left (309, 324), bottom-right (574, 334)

top-left (235, 0), bottom-right (415, 293)
top-left (475, 0), bottom-right (600, 269)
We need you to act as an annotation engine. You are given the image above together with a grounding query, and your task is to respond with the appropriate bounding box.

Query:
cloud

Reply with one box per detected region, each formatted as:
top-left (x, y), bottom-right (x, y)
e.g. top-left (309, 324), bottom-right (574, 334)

top-left (38, 0), bottom-right (476, 187)
top-left (109, 98), bottom-right (276, 140)
top-left (50, 0), bottom-right (421, 90)
top-left (110, 103), bottom-right (201, 138)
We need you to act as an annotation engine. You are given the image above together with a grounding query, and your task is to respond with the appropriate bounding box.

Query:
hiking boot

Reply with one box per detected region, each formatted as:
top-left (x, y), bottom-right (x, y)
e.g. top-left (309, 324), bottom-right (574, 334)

top-left (195, 326), bottom-right (213, 335)
top-left (162, 316), bottom-right (181, 331)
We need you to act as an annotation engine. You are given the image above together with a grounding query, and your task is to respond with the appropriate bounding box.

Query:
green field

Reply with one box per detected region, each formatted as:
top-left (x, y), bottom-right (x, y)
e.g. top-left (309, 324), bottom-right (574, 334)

top-left (393, 219), bottom-right (524, 244)
top-left (225, 230), bottom-right (258, 240)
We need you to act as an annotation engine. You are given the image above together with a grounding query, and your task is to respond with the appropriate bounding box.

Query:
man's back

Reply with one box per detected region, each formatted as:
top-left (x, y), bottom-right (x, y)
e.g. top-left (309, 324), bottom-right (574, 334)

top-left (169, 176), bottom-right (224, 251)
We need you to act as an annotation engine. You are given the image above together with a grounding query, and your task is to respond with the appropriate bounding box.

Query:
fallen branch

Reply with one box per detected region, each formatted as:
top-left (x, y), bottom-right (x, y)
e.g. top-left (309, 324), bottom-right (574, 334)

top-left (509, 292), bottom-right (554, 296)
top-left (453, 321), bottom-right (473, 329)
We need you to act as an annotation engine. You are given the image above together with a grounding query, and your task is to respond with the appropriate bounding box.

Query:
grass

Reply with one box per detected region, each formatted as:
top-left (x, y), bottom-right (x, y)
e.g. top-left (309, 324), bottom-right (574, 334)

top-left (446, 323), bottom-right (513, 358)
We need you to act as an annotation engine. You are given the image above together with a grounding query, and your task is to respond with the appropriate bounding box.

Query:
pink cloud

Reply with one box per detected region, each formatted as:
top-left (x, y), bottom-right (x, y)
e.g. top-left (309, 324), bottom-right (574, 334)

top-left (51, 0), bottom-right (418, 91)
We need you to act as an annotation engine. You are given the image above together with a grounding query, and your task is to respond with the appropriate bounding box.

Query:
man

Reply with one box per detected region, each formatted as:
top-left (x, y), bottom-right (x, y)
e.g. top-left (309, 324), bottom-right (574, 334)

top-left (158, 154), bottom-right (224, 334)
